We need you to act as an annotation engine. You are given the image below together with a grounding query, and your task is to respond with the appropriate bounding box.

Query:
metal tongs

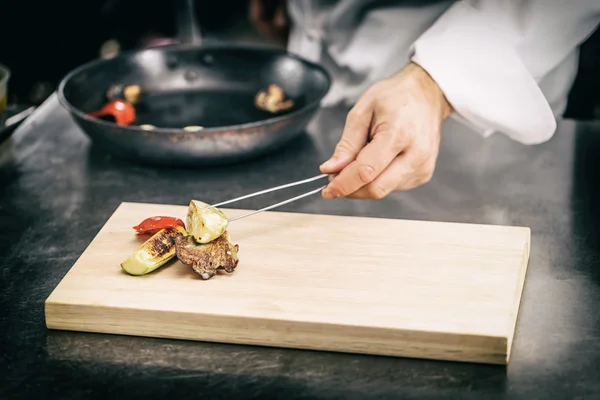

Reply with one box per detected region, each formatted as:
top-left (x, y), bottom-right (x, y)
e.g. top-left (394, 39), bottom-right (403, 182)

top-left (212, 174), bottom-right (329, 221)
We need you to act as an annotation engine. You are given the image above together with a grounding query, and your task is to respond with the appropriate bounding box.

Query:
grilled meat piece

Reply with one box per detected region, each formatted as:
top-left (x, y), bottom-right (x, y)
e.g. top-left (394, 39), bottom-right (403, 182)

top-left (175, 232), bottom-right (240, 280)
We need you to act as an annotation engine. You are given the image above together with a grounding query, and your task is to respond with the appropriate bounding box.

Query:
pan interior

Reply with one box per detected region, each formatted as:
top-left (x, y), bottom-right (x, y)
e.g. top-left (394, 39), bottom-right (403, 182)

top-left (61, 46), bottom-right (330, 129)
top-left (133, 88), bottom-right (301, 128)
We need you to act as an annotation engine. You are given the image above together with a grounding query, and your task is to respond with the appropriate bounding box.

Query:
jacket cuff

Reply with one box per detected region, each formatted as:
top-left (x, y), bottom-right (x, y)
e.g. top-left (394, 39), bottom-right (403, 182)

top-left (408, 1), bottom-right (557, 144)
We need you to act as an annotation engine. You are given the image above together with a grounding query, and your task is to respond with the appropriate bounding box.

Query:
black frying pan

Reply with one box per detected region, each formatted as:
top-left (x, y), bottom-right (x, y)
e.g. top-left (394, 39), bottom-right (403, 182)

top-left (57, 2), bottom-right (330, 166)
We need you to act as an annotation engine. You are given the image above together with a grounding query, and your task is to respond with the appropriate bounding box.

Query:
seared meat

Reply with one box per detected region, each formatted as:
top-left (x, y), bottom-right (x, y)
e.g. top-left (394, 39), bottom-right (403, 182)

top-left (175, 232), bottom-right (240, 280)
top-left (254, 84), bottom-right (294, 113)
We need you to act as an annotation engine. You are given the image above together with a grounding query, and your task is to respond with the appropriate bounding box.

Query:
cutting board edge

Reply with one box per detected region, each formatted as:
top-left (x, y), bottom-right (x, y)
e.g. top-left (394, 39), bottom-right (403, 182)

top-left (44, 301), bottom-right (509, 365)
top-left (118, 201), bottom-right (533, 232)
top-left (505, 236), bottom-right (531, 364)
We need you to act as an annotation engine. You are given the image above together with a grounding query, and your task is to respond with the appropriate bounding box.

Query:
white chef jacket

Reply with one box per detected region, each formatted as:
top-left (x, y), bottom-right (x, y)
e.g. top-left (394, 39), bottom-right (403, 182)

top-left (286, 0), bottom-right (600, 145)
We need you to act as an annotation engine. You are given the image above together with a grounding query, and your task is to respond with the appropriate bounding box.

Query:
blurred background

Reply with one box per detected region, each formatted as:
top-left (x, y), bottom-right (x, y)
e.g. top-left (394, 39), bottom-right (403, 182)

top-left (0, 0), bottom-right (598, 119)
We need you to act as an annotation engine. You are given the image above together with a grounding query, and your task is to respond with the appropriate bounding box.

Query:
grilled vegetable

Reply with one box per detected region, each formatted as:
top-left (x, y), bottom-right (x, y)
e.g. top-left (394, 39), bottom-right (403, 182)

top-left (186, 200), bottom-right (228, 244)
top-left (106, 83), bottom-right (142, 104)
top-left (133, 216), bottom-right (185, 235)
top-left (88, 99), bottom-right (136, 126)
top-left (254, 84), bottom-right (294, 113)
top-left (120, 225), bottom-right (187, 275)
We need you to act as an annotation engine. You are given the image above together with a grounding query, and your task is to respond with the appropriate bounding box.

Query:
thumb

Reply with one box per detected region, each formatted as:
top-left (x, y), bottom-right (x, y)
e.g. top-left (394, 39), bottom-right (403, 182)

top-left (320, 105), bottom-right (373, 173)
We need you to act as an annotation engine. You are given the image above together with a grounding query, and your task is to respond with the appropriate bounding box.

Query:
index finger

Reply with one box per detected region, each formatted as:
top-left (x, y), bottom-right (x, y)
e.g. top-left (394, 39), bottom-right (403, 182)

top-left (323, 129), bottom-right (407, 198)
top-left (320, 104), bottom-right (373, 174)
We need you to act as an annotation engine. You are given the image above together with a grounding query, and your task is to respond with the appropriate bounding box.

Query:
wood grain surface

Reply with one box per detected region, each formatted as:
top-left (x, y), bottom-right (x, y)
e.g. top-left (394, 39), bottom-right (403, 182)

top-left (45, 202), bottom-right (531, 364)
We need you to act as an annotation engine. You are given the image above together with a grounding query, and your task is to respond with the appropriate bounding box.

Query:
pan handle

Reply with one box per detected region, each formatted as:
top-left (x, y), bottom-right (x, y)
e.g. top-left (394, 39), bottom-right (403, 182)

top-left (176, 0), bottom-right (203, 45)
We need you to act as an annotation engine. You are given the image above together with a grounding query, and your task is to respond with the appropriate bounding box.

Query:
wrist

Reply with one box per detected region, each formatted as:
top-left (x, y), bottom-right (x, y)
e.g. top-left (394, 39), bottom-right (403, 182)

top-left (401, 62), bottom-right (453, 120)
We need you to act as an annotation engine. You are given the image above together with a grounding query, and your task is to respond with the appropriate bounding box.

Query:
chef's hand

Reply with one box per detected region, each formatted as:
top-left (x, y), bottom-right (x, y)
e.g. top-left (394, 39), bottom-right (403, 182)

top-left (320, 62), bottom-right (452, 200)
top-left (249, 0), bottom-right (289, 46)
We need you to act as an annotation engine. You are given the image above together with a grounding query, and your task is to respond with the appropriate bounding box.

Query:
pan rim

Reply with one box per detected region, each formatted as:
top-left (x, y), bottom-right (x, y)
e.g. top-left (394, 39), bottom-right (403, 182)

top-left (56, 43), bottom-right (332, 136)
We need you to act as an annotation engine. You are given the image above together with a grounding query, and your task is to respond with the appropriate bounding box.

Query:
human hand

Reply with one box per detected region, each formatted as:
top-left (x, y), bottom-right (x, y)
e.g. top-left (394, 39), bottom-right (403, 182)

top-left (249, 0), bottom-right (289, 46)
top-left (320, 62), bottom-right (452, 199)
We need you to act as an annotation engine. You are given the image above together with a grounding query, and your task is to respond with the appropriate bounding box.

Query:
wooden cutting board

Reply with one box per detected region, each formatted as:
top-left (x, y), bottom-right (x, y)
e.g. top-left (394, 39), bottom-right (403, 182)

top-left (45, 202), bottom-right (531, 365)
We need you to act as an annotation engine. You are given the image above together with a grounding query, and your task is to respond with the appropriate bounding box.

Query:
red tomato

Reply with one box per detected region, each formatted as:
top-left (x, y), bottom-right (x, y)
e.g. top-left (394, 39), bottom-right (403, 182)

top-left (133, 216), bottom-right (185, 235)
top-left (88, 99), bottom-right (136, 126)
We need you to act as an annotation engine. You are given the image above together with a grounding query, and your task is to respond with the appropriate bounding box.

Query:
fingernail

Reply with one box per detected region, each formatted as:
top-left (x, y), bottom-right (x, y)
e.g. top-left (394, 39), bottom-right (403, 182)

top-left (320, 154), bottom-right (341, 169)
top-left (320, 159), bottom-right (333, 169)
top-left (322, 188), bottom-right (335, 199)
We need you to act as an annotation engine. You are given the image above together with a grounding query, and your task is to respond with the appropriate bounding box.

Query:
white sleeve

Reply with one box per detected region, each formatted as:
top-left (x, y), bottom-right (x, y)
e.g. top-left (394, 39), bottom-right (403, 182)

top-left (409, 0), bottom-right (600, 145)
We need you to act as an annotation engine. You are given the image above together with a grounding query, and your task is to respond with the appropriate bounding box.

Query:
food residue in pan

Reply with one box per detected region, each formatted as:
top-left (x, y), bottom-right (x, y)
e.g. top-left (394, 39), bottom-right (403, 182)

top-left (183, 125), bottom-right (204, 132)
top-left (254, 84), bottom-right (294, 113)
top-left (106, 84), bottom-right (142, 104)
top-left (88, 82), bottom-right (293, 129)
top-left (87, 99), bottom-right (136, 126)
top-left (139, 124), bottom-right (204, 131)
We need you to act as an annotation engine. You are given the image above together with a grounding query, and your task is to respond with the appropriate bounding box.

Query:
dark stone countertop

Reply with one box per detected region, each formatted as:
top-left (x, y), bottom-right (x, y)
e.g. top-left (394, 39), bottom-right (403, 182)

top-left (1, 94), bottom-right (600, 399)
